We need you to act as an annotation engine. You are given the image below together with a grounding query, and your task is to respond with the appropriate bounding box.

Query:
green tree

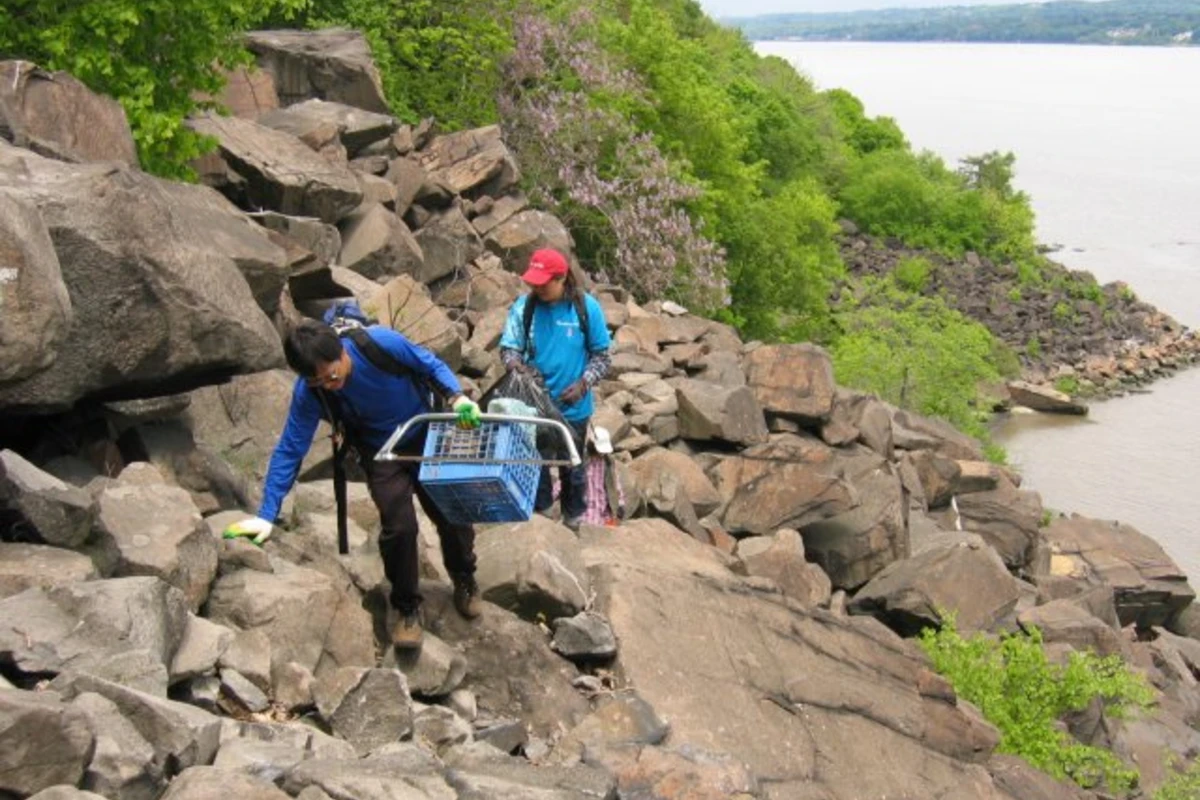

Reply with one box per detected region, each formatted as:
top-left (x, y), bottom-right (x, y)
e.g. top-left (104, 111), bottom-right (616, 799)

top-left (0, 0), bottom-right (306, 177)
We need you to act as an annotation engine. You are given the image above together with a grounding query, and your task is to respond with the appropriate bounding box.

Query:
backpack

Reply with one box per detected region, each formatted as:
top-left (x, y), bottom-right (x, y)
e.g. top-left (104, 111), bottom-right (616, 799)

top-left (314, 300), bottom-right (440, 554)
top-left (520, 292), bottom-right (592, 360)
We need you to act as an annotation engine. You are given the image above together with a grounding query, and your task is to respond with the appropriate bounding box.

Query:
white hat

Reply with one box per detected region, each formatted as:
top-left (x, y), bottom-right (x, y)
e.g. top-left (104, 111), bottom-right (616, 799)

top-left (591, 425), bottom-right (613, 455)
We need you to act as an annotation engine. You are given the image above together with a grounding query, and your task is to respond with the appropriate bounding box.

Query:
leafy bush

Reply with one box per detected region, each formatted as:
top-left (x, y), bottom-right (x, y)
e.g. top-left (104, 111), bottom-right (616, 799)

top-left (497, 8), bottom-right (727, 309)
top-left (1, 0), bottom-right (306, 177)
top-left (275, 0), bottom-right (521, 128)
top-left (1154, 759), bottom-right (1200, 800)
top-left (919, 618), bottom-right (1154, 793)
top-left (830, 279), bottom-right (1006, 439)
top-left (824, 88), bottom-right (906, 156)
top-left (893, 256), bottom-right (932, 293)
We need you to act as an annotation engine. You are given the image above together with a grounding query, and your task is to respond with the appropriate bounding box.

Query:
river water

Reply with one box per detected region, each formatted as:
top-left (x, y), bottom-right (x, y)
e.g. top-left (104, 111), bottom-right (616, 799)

top-left (755, 41), bottom-right (1200, 580)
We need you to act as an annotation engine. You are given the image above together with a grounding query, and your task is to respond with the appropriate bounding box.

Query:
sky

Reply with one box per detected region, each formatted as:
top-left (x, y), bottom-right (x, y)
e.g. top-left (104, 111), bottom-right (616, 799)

top-left (698, 0), bottom-right (1103, 18)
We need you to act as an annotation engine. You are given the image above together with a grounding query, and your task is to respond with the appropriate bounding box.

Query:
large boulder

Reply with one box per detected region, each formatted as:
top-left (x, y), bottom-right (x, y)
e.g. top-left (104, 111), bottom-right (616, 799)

top-left (245, 29), bottom-right (389, 113)
top-left (91, 478), bottom-right (219, 611)
top-left (205, 561), bottom-right (375, 679)
top-left (0, 690), bottom-right (96, 797)
top-left (365, 275), bottom-right (463, 370)
top-left (0, 61), bottom-right (138, 166)
top-left (1045, 514), bottom-right (1195, 629)
top-left (0, 191), bottom-right (72, 384)
top-left (0, 143), bottom-right (285, 414)
top-left (258, 98), bottom-right (396, 156)
top-left (188, 113), bottom-right (362, 225)
top-left (850, 538), bottom-right (1021, 634)
top-left (582, 520), bottom-right (1010, 799)
top-left (0, 542), bottom-right (98, 599)
top-left (675, 380), bottom-right (769, 447)
top-left (0, 449), bottom-right (94, 548)
top-left (416, 125), bottom-right (520, 197)
top-left (483, 209), bottom-right (573, 272)
top-left (743, 343), bottom-right (837, 424)
top-left (0, 577), bottom-right (188, 685)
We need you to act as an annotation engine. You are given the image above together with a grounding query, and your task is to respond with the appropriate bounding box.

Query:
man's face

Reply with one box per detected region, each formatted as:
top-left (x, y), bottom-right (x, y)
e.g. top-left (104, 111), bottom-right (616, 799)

top-left (531, 274), bottom-right (566, 303)
top-left (306, 350), bottom-right (350, 391)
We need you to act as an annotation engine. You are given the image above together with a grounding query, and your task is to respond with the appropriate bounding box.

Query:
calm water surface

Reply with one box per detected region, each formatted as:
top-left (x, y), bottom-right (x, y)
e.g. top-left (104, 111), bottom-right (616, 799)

top-left (756, 41), bottom-right (1200, 579)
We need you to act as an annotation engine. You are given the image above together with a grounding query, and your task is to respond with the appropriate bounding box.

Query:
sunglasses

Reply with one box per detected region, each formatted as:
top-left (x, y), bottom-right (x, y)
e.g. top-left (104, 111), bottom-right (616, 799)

top-left (305, 365), bottom-right (341, 389)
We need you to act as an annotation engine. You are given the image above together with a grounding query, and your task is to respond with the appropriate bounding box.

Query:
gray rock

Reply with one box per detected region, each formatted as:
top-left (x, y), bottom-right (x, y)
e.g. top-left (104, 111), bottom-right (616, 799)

top-left (0, 690), bottom-right (95, 797)
top-left (0, 61), bottom-right (137, 166)
top-left (744, 343), bottom-right (836, 424)
top-left (475, 516), bottom-right (590, 620)
top-left (171, 615), bottom-right (234, 685)
top-left (675, 379), bottom-right (769, 446)
top-left (245, 29), bottom-right (389, 113)
top-left (313, 667), bottom-right (413, 754)
top-left (0, 541), bottom-right (97, 600)
top-left (259, 98), bottom-right (396, 156)
top-left (384, 632), bottom-right (467, 697)
top-left (159, 766), bottom-right (293, 800)
top-left (736, 529), bottom-right (832, 608)
top-left (0, 450), bottom-right (95, 548)
top-left (551, 611), bottom-right (618, 661)
top-left (188, 113), bottom-right (362, 224)
top-left (0, 142), bottom-right (285, 414)
top-left (412, 705), bottom-right (473, 754)
top-left (221, 669), bottom-right (271, 713)
top-left (70, 691), bottom-right (164, 800)
top-left (0, 191), bottom-right (71, 384)
top-left (337, 202), bottom-right (424, 280)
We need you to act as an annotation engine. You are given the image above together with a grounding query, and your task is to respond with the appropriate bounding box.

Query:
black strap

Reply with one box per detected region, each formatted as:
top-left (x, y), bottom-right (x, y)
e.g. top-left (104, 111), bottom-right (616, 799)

top-left (521, 293), bottom-right (591, 360)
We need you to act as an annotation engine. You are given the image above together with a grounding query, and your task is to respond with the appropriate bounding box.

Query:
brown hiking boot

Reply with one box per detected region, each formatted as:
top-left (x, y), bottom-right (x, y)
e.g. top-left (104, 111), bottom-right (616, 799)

top-left (391, 611), bottom-right (423, 649)
top-left (452, 574), bottom-right (483, 620)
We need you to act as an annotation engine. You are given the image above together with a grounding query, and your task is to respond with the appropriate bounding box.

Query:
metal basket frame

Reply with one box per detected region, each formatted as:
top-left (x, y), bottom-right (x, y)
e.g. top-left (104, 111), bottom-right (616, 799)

top-left (374, 413), bottom-right (582, 467)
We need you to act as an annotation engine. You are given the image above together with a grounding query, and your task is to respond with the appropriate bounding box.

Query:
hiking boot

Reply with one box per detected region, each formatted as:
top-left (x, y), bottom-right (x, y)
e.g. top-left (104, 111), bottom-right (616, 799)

top-left (391, 611), bottom-right (423, 649)
top-left (452, 574), bottom-right (483, 620)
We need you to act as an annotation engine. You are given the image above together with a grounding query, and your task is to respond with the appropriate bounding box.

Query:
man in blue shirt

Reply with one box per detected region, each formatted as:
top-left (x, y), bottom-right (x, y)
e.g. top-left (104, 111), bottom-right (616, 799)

top-left (499, 249), bottom-right (612, 530)
top-left (225, 320), bottom-right (482, 650)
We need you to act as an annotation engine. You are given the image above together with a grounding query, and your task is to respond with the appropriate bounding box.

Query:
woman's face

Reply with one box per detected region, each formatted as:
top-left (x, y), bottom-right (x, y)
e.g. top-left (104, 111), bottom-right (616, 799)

top-left (532, 275), bottom-right (567, 303)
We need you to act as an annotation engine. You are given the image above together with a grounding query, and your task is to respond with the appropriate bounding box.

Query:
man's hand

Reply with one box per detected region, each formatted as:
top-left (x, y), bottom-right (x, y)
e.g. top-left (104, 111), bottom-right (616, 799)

top-left (222, 517), bottom-right (274, 546)
top-left (559, 379), bottom-right (588, 405)
top-left (508, 359), bottom-right (535, 376)
top-left (452, 395), bottom-right (482, 429)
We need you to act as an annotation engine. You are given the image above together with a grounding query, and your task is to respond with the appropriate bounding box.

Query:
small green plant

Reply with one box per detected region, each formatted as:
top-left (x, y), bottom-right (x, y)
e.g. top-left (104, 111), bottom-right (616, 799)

top-left (1054, 375), bottom-right (1080, 396)
top-left (1052, 301), bottom-right (1076, 323)
top-left (1040, 508), bottom-right (1056, 528)
top-left (893, 256), bottom-right (932, 293)
top-left (1025, 335), bottom-right (1042, 358)
top-left (1016, 259), bottom-right (1044, 286)
top-left (1117, 284), bottom-right (1138, 303)
top-left (1154, 758), bottom-right (1200, 800)
top-left (982, 440), bottom-right (1008, 465)
top-left (919, 617), bottom-right (1153, 793)
top-left (1007, 286), bottom-right (1022, 302)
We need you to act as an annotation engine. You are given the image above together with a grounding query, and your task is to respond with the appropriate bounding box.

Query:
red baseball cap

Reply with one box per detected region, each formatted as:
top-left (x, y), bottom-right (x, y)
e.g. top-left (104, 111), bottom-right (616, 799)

top-left (521, 249), bottom-right (569, 286)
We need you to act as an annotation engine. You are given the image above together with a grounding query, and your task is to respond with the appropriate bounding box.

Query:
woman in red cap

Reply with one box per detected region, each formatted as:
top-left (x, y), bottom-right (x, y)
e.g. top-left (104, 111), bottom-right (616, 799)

top-left (499, 249), bottom-right (612, 530)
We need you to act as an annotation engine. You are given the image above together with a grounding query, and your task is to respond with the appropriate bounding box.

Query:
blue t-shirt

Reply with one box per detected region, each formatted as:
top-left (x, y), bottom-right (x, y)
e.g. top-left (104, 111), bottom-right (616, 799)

top-left (257, 327), bottom-right (461, 523)
top-left (499, 293), bottom-right (611, 423)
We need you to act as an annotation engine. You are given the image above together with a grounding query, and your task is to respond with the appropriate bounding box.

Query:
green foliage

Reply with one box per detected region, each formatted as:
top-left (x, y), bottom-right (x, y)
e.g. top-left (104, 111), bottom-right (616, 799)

top-left (919, 617), bottom-right (1153, 793)
top-left (0, 0), bottom-right (306, 177)
top-left (1052, 301), bottom-right (1076, 323)
top-left (983, 441), bottom-right (1008, 465)
top-left (1154, 759), bottom-right (1200, 800)
top-left (830, 279), bottom-right (1004, 439)
top-left (824, 88), bottom-right (906, 156)
top-left (1026, 335), bottom-right (1043, 358)
top-left (1007, 286), bottom-right (1023, 302)
top-left (724, 180), bottom-right (845, 341)
top-left (1054, 375), bottom-right (1081, 396)
top-left (275, 0), bottom-right (522, 127)
top-left (893, 256), bottom-right (932, 293)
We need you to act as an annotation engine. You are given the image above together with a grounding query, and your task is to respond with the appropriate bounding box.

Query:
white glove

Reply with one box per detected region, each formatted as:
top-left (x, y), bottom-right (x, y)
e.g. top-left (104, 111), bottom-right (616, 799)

top-left (222, 517), bottom-right (273, 546)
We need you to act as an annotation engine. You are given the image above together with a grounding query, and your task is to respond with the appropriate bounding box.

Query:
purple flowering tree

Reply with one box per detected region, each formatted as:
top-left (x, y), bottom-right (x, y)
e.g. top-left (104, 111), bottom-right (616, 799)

top-left (498, 10), bottom-right (728, 309)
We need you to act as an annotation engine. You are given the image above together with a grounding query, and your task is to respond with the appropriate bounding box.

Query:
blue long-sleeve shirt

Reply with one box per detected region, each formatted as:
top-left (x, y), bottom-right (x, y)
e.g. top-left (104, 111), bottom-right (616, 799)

top-left (257, 326), bottom-right (461, 523)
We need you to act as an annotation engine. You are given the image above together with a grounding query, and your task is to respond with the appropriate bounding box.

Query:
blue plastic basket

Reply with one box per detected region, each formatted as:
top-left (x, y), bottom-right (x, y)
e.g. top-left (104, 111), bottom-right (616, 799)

top-left (418, 421), bottom-right (541, 525)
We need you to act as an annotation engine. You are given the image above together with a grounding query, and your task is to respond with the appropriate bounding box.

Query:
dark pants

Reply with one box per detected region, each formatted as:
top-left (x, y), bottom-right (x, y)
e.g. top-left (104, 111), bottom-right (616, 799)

top-left (365, 458), bottom-right (476, 615)
top-left (535, 418), bottom-right (589, 521)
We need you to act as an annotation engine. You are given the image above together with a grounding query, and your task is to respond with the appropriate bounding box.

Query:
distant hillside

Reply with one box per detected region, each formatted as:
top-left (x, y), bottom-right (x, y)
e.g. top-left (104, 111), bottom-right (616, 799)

top-left (728, 0), bottom-right (1200, 45)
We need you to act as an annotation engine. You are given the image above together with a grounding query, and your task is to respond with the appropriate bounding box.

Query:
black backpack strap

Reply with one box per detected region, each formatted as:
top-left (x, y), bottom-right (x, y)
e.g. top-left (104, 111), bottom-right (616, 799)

top-left (344, 327), bottom-right (415, 380)
top-left (520, 293), bottom-right (593, 361)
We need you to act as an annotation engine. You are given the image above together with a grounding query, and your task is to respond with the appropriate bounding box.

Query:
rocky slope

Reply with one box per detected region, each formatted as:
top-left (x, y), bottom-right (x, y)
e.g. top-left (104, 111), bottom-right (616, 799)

top-left (3, 29), bottom-right (1200, 800)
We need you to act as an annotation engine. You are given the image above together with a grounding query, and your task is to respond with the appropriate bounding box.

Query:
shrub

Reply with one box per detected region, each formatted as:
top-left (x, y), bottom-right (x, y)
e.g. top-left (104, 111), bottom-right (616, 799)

top-left (1154, 759), bottom-right (1200, 800)
top-left (893, 256), bottom-right (932, 293)
top-left (919, 617), bottom-right (1153, 792)
top-left (1, 0), bottom-right (306, 177)
top-left (830, 280), bottom-right (1004, 439)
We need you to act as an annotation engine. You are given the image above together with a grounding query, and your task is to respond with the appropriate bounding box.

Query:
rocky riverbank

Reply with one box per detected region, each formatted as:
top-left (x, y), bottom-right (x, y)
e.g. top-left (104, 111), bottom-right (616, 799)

top-left (3, 28), bottom-right (1200, 800)
top-left (839, 227), bottom-right (1200, 403)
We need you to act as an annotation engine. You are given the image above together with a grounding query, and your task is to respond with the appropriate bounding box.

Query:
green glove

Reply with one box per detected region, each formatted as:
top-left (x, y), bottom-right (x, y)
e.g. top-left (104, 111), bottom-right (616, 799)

top-left (452, 395), bottom-right (482, 430)
top-left (222, 517), bottom-right (273, 546)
